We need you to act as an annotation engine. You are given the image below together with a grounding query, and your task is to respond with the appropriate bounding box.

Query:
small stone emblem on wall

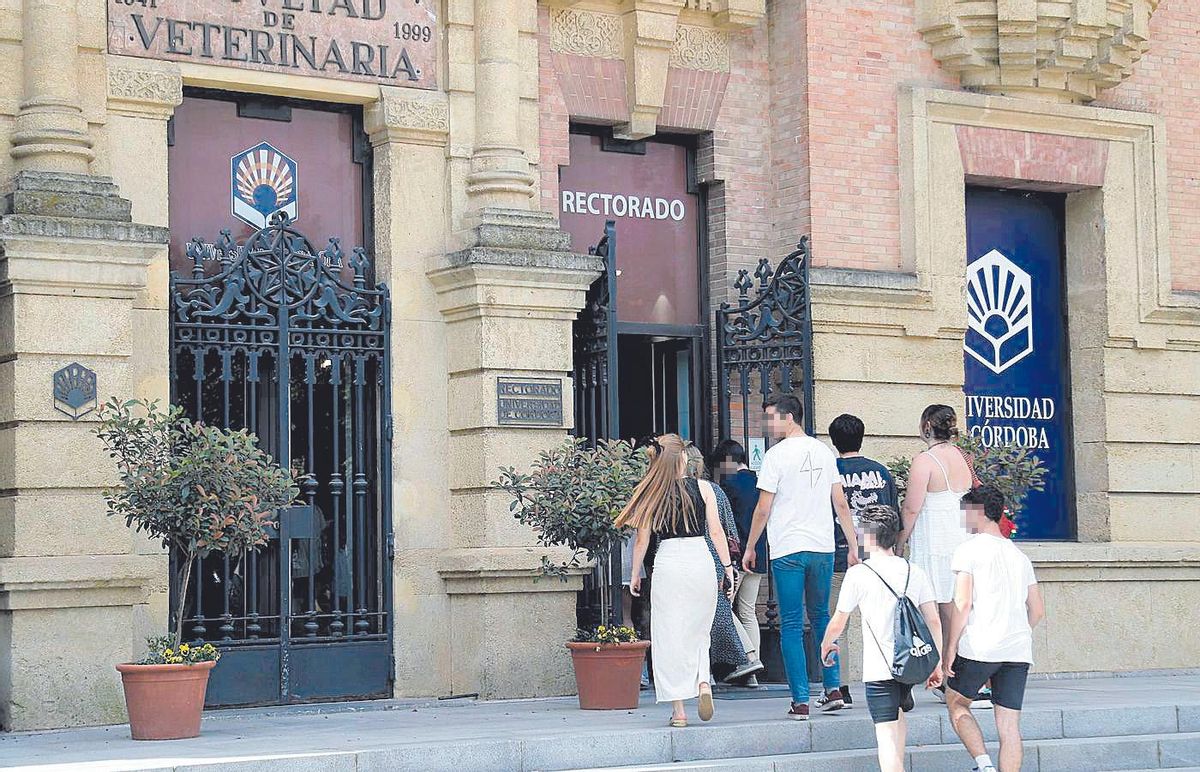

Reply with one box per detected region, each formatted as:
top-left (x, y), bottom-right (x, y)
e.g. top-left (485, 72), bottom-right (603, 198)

top-left (53, 363), bottom-right (98, 420)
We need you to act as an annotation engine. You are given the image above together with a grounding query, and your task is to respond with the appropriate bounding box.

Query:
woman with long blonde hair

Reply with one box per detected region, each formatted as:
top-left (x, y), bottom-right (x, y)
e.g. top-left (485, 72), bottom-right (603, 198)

top-left (619, 434), bottom-right (735, 727)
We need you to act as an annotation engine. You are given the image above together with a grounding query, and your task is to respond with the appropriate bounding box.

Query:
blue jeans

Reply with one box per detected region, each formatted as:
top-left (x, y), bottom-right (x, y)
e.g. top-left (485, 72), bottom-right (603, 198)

top-left (771, 551), bottom-right (839, 704)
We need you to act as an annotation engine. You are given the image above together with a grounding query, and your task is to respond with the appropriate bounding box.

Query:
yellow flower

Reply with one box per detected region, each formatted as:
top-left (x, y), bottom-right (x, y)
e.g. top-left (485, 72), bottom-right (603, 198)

top-left (179, 643), bottom-right (190, 653)
top-left (164, 648), bottom-right (173, 657)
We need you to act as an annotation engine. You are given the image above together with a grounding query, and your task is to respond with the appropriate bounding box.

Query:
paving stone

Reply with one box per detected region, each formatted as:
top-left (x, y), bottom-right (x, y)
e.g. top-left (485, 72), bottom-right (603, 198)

top-left (809, 714), bottom-right (879, 752)
top-left (175, 755), bottom-right (357, 772)
top-left (357, 739), bottom-right (523, 772)
top-left (939, 706), bottom-right (1063, 743)
top-left (1180, 705), bottom-right (1200, 733)
top-left (903, 713), bottom-right (945, 747)
top-left (670, 719), bottom-right (809, 761)
top-left (770, 748), bottom-right (892, 772)
top-left (524, 728), bottom-right (671, 770)
top-left (908, 741), bottom-right (1035, 772)
top-left (1036, 735), bottom-right (1160, 771)
top-left (1160, 734), bottom-right (1200, 768)
top-left (1064, 704), bottom-right (1179, 738)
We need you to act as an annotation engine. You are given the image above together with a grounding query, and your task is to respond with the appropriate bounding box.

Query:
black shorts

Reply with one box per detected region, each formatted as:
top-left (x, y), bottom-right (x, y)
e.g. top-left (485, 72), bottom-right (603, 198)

top-left (947, 656), bottom-right (1030, 710)
top-left (865, 680), bottom-right (914, 724)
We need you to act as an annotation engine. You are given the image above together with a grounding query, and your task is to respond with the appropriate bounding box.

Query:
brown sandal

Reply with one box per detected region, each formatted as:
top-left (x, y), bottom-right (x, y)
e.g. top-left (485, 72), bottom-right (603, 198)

top-left (698, 685), bottom-right (714, 722)
top-left (669, 716), bottom-right (688, 728)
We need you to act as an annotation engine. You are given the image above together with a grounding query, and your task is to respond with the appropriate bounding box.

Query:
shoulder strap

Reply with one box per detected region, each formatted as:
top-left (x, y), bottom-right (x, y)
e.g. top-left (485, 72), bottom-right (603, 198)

top-left (924, 450), bottom-right (953, 488)
top-left (861, 561), bottom-right (900, 599)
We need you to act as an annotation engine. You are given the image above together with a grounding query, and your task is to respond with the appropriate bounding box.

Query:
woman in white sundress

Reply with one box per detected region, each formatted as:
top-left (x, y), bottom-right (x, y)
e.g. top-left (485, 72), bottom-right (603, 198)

top-left (898, 405), bottom-right (973, 662)
top-left (619, 434), bottom-right (735, 728)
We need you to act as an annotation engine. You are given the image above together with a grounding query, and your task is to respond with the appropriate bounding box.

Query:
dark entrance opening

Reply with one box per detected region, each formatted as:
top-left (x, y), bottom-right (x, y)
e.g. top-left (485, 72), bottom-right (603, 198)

top-left (617, 335), bottom-right (699, 442)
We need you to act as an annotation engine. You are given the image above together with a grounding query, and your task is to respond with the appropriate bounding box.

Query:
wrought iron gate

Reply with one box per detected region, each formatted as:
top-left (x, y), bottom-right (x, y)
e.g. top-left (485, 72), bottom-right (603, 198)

top-left (716, 236), bottom-right (815, 442)
top-left (572, 220), bottom-right (623, 628)
top-left (715, 236), bottom-right (816, 673)
top-left (169, 216), bottom-right (393, 707)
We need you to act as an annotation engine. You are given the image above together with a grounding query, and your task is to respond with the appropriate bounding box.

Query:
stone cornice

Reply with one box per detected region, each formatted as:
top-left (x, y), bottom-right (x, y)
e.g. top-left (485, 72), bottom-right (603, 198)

top-left (0, 554), bottom-right (163, 610)
top-left (106, 56), bottom-right (183, 119)
top-left (916, 0), bottom-right (1161, 103)
top-left (365, 86), bottom-right (450, 148)
top-left (437, 547), bottom-right (588, 594)
top-left (545, 0), bottom-right (754, 137)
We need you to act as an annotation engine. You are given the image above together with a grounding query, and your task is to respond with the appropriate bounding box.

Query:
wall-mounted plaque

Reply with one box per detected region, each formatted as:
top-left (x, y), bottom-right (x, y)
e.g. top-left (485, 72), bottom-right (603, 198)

top-left (497, 378), bottom-right (563, 427)
top-left (108, 0), bottom-right (437, 88)
top-left (53, 363), bottom-right (98, 420)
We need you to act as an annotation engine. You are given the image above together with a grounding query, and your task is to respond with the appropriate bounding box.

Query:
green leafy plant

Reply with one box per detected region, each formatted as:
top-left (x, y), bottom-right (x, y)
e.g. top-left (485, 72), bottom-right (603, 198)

top-left (887, 435), bottom-right (1047, 532)
top-left (138, 635), bottom-right (221, 665)
top-left (493, 438), bottom-right (649, 607)
top-left (96, 398), bottom-right (300, 647)
top-left (573, 624), bottom-right (640, 646)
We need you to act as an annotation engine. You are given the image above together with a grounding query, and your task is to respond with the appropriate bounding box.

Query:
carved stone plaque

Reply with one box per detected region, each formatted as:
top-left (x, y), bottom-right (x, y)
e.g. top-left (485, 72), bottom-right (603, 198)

top-left (108, 0), bottom-right (437, 88)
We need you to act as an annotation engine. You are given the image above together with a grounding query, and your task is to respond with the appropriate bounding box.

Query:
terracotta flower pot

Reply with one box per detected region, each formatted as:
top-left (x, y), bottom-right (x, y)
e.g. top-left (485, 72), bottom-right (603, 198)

top-left (566, 640), bottom-right (651, 710)
top-left (116, 660), bottom-right (216, 740)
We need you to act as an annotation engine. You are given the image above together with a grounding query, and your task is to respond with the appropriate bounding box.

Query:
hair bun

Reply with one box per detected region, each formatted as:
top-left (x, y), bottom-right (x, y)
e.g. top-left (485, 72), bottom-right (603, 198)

top-left (921, 404), bottom-right (959, 441)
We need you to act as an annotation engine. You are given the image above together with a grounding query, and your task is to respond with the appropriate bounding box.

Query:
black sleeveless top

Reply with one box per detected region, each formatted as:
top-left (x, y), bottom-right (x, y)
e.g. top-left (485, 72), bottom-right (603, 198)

top-left (654, 478), bottom-right (707, 540)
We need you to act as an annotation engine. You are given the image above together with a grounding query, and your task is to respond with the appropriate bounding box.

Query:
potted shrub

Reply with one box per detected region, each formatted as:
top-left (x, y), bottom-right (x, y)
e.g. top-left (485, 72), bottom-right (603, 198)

top-left (494, 438), bottom-right (650, 710)
top-left (97, 399), bottom-right (298, 739)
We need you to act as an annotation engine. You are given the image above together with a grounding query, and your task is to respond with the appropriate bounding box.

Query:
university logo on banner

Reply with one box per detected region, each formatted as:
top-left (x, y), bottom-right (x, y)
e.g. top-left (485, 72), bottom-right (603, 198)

top-left (231, 142), bottom-right (298, 229)
top-left (962, 189), bottom-right (1073, 540)
top-left (964, 249), bottom-right (1034, 375)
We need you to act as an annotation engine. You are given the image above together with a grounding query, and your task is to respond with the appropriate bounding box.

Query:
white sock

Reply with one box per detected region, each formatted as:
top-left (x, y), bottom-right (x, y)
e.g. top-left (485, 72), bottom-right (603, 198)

top-left (974, 754), bottom-right (995, 771)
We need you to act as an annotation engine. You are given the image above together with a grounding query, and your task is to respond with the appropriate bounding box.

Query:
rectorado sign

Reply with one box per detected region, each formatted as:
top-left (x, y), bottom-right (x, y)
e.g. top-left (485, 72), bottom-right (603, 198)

top-left (108, 0), bottom-right (437, 87)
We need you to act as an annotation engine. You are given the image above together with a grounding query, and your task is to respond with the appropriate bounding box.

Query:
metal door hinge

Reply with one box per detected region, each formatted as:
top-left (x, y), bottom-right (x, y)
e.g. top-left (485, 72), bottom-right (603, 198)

top-left (385, 414), bottom-right (394, 441)
top-left (386, 532), bottom-right (395, 561)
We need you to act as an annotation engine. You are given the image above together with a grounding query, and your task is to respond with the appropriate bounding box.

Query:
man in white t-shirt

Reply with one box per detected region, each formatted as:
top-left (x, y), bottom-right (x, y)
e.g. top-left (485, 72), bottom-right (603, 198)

top-left (822, 504), bottom-right (943, 772)
top-left (944, 485), bottom-right (1046, 772)
top-left (743, 394), bottom-right (860, 720)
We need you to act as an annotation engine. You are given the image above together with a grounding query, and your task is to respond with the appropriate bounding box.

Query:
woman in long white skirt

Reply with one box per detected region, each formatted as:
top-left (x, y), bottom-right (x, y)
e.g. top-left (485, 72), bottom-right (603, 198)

top-left (619, 434), bottom-right (735, 727)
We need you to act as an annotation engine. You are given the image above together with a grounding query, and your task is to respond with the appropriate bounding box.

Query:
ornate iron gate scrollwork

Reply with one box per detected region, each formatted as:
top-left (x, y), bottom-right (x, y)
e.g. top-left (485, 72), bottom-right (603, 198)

top-left (716, 236), bottom-right (815, 442)
top-left (715, 237), bottom-right (815, 662)
top-left (170, 215), bottom-right (394, 707)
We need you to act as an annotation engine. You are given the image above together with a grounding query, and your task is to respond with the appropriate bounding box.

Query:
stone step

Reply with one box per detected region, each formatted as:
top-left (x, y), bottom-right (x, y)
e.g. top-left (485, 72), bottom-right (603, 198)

top-left (561, 731), bottom-right (1200, 772)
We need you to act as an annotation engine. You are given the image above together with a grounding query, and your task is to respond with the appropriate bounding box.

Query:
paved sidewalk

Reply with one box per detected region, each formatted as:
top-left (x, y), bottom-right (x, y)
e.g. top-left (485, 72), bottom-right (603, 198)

top-left (2, 674), bottom-right (1199, 771)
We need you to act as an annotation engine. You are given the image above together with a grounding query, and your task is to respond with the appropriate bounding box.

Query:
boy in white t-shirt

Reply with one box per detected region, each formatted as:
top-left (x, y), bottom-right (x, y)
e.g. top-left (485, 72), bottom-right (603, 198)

top-left (821, 504), bottom-right (943, 772)
top-left (944, 485), bottom-right (1046, 772)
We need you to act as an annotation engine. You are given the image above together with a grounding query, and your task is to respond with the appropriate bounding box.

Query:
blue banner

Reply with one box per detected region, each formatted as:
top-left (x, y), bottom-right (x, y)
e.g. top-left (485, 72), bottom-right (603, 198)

top-left (963, 189), bottom-right (1074, 540)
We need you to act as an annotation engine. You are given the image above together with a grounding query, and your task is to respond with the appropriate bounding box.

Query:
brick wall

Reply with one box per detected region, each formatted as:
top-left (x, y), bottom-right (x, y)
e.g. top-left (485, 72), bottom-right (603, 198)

top-left (537, 6), bottom-right (571, 217)
top-left (1098, 3), bottom-right (1200, 292)
top-left (800, 1), bottom-right (956, 272)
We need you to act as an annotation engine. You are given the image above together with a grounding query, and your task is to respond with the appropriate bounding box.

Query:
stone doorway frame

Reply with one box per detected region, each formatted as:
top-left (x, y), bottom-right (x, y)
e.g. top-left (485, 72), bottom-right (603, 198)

top-left (897, 86), bottom-right (1200, 544)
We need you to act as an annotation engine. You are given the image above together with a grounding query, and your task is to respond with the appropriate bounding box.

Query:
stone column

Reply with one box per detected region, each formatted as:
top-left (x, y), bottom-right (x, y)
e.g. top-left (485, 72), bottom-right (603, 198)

top-left (0, 176), bottom-right (168, 729)
top-left (0, 55), bottom-right (172, 728)
top-left (11, 0), bottom-right (93, 173)
top-left (433, 0), bottom-right (602, 698)
top-left (465, 0), bottom-right (536, 209)
top-left (364, 86), bottom-right (457, 697)
top-left (429, 214), bottom-right (602, 697)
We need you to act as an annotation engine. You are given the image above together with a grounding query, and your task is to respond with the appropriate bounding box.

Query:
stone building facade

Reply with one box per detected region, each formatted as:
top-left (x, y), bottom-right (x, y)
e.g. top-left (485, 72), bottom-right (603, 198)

top-left (0, 0), bottom-right (1197, 730)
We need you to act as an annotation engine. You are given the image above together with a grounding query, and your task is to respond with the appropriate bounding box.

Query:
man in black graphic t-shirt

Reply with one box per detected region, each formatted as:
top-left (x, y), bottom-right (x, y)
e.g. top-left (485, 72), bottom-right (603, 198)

top-left (825, 413), bottom-right (899, 708)
top-left (829, 414), bottom-right (898, 571)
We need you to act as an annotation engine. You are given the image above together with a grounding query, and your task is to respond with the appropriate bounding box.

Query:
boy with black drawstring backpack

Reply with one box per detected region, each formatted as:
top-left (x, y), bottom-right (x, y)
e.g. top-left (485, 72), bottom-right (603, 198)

top-left (822, 504), bottom-right (944, 772)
